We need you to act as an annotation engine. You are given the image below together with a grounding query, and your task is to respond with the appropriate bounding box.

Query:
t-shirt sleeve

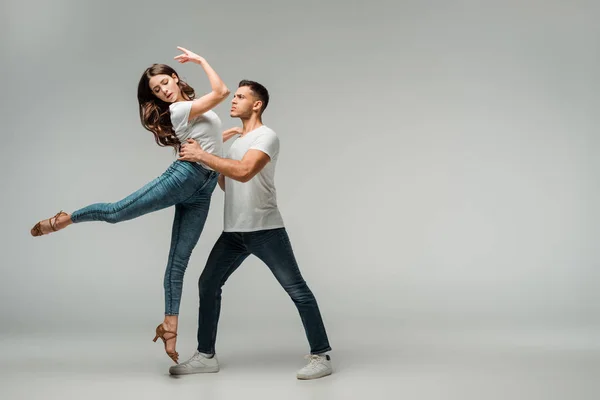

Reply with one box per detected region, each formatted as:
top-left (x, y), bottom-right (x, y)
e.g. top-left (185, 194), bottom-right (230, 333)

top-left (249, 130), bottom-right (279, 161)
top-left (169, 101), bottom-right (192, 132)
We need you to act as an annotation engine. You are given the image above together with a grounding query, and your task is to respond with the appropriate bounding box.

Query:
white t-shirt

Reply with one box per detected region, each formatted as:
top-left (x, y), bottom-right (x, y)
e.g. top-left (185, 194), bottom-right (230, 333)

top-left (169, 101), bottom-right (222, 170)
top-left (224, 125), bottom-right (285, 232)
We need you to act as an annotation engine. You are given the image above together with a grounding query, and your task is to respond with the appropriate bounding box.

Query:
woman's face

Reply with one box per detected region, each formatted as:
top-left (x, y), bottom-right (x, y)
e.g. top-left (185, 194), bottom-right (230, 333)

top-left (148, 73), bottom-right (181, 103)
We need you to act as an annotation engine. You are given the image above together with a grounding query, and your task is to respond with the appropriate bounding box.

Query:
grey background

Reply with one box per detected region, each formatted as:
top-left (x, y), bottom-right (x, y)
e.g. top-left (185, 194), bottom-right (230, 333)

top-left (1, 0), bottom-right (599, 398)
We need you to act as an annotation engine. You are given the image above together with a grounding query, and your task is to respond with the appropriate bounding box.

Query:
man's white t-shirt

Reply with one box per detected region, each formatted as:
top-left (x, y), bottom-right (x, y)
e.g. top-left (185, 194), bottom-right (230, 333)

top-left (169, 101), bottom-right (223, 169)
top-left (224, 125), bottom-right (285, 232)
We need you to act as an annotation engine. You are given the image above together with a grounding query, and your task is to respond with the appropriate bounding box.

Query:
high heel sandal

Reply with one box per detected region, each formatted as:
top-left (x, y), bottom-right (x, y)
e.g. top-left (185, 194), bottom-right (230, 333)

top-left (153, 324), bottom-right (179, 364)
top-left (31, 211), bottom-right (68, 237)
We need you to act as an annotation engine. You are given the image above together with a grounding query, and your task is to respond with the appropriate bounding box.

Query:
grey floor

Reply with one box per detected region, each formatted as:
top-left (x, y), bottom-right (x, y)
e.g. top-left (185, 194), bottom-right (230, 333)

top-left (2, 325), bottom-right (599, 400)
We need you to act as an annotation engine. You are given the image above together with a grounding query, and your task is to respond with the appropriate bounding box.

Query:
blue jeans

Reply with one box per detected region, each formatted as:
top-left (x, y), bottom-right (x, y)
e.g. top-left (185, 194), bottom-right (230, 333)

top-left (71, 160), bottom-right (219, 315)
top-left (196, 228), bottom-right (332, 355)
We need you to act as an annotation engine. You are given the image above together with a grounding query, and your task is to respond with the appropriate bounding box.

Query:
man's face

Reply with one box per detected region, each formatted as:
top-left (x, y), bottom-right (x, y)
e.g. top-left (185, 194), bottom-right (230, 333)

top-left (230, 86), bottom-right (260, 118)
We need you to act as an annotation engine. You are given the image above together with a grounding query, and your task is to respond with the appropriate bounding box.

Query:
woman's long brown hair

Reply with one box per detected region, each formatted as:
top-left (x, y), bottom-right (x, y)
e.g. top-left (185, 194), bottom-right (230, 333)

top-left (137, 64), bottom-right (195, 150)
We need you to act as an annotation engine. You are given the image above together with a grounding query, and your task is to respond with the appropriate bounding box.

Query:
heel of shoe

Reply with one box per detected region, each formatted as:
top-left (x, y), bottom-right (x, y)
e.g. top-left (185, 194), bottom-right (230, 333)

top-left (153, 323), bottom-right (179, 363)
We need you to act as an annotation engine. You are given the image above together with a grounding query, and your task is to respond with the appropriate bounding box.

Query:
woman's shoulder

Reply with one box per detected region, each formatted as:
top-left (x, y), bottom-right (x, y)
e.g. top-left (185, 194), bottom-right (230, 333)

top-left (169, 100), bottom-right (192, 112)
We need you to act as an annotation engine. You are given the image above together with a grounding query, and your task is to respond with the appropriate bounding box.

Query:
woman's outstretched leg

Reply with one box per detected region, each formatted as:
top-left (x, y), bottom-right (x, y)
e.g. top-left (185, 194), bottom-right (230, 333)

top-left (30, 161), bottom-right (204, 237)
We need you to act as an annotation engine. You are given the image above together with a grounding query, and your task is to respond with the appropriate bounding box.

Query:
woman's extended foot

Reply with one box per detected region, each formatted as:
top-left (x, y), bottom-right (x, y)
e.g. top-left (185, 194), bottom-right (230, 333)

top-left (30, 211), bottom-right (72, 237)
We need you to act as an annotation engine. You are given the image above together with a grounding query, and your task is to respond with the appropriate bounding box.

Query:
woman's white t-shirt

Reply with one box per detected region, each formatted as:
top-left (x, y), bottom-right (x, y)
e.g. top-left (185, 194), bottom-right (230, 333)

top-left (169, 101), bottom-right (222, 170)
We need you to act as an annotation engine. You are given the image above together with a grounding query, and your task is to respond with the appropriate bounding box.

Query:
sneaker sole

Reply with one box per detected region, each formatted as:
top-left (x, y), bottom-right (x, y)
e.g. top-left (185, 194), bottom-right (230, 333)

top-left (169, 366), bottom-right (220, 375)
top-left (296, 370), bottom-right (332, 380)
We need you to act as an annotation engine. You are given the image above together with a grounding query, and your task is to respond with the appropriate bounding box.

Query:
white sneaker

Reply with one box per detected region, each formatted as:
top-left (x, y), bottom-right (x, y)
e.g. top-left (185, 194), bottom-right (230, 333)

top-left (296, 354), bottom-right (333, 380)
top-left (169, 351), bottom-right (220, 375)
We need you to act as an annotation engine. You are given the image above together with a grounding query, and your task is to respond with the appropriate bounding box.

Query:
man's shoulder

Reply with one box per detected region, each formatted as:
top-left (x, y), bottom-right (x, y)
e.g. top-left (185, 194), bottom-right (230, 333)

top-left (254, 126), bottom-right (278, 145)
top-left (256, 125), bottom-right (276, 136)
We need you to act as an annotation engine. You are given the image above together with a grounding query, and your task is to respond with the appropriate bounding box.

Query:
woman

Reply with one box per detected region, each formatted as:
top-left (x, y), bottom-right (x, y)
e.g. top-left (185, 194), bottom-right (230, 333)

top-left (30, 47), bottom-right (229, 364)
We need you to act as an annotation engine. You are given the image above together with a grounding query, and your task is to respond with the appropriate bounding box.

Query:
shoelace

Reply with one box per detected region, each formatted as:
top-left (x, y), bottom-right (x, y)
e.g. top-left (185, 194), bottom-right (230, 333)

top-left (188, 352), bottom-right (205, 362)
top-left (303, 354), bottom-right (325, 370)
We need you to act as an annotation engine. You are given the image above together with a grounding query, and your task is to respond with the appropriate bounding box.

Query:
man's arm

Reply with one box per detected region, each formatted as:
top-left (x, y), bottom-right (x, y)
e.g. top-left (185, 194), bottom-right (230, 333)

top-left (198, 150), bottom-right (270, 183)
top-left (179, 139), bottom-right (270, 183)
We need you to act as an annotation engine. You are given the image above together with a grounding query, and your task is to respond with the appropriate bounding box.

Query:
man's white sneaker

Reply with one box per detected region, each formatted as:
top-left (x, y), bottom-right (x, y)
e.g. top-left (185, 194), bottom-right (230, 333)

top-left (168, 351), bottom-right (220, 375)
top-left (296, 354), bottom-right (333, 380)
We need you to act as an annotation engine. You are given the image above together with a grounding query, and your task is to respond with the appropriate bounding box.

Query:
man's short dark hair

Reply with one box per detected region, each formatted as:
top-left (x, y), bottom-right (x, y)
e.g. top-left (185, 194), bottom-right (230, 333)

top-left (239, 80), bottom-right (269, 115)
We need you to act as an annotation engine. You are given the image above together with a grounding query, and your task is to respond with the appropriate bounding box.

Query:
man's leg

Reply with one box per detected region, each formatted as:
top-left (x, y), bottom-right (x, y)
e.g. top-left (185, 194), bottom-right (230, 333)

top-left (196, 232), bottom-right (250, 354)
top-left (250, 228), bottom-right (332, 379)
top-left (250, 228), bottom-right (332, 354)
top-left (169, 231), bottom-right (249, 375)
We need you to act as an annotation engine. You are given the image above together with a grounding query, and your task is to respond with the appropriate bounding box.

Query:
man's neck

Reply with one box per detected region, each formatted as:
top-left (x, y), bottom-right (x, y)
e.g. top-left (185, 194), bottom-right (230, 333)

top-left (240, 115), bottom-right (263, 136)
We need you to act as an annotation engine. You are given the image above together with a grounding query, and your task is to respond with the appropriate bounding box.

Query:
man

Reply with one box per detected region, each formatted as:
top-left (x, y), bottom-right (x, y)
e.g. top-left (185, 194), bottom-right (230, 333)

top-left (173, 80), bottom-right (332, 380)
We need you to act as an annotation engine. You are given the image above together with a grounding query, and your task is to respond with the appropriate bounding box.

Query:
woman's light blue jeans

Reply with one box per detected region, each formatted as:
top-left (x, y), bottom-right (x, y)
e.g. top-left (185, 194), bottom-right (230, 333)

top-left (71, 160), bottom-right (218, 315)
